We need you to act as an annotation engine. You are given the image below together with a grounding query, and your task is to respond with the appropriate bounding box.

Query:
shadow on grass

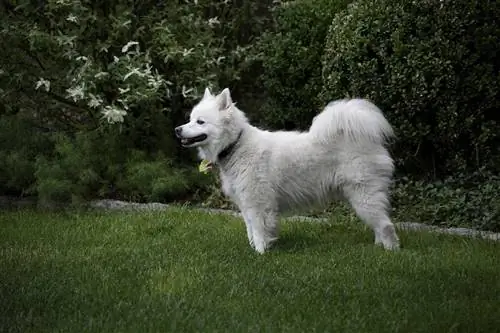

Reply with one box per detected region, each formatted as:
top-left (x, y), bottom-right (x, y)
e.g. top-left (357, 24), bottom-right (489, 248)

top-left (273, 223), bottom-right (376, 253)
top-left (272, 232), bottom-right (322, 253)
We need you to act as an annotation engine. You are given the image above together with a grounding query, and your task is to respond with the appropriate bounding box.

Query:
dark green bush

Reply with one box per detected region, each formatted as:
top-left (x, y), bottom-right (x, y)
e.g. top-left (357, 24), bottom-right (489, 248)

top-left (391, 171), bottom-right (500, 232)
top-left (201, 176), bottom-right (236, 210)
top-left (34, 130), bottom-right (214, 206)
top-left (257, 0), bottom-right (352, 129)
top-left (35, 158), bottom-right (76, 206)
top-left (118, 150), bottom-right (213, 203)
top-left (321, 0), bottom-right (500, 177)
top-left (0, 115), bottom-right (52, 196)
top-left (34, 130), bottom-right (124, 205)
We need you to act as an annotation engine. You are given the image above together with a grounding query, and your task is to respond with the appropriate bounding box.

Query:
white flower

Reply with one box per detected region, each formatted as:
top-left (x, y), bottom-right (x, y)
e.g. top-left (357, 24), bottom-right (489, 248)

top-left (87, 94), bottom-right (103, 108)
top-left (182, 85), bottom-right (193, 98)
top-left (66, 84), bottom-right (85, 101)
top-left (165, 88), bottom-right (172, 98)
top-left (208, 17), bottom-right (220, 27)
top-left (135, 91), bottom-right (147, 98)
top-left (216, 56), bottom-right (226, 65)
top-left (147, 74), bottom-right (163, 90)
top-left (280, 0), bottom-right (297, 7)
top-left (123, 67), bottom-right (143, 81)
top-left (118, 87), bottom-right (130, 94)
top-left (121, 41), bottom-right (139, 53)
top-left (101, 105), bottom-right (127, 123)
top-left (94, 72), bottom-right (109, 79)
top-left (116, 99), bottom-right (129, 110)
top-left (66, 14), bottom-right (78, 23)
top-left (55, 35), bottom-right (76, 47)
top-left (182, 48), bottom-right (194, 57)
top-left (75, 56), bottom-right (88, 62)
top-left (141, 63), bottom-right (152, 76)
top-left (35, 78), bottom-right (51, 92)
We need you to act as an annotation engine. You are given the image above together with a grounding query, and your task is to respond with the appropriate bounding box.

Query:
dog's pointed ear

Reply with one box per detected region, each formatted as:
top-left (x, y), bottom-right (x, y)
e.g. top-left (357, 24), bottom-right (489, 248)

top-left (203, 87), bottom-right (212, 99)
top-left (217, 88), bottom-right (232, 111)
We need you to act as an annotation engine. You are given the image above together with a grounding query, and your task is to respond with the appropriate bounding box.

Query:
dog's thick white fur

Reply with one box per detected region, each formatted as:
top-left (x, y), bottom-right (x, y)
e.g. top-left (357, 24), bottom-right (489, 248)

top-left (175, 87), bottom-right (400, 254)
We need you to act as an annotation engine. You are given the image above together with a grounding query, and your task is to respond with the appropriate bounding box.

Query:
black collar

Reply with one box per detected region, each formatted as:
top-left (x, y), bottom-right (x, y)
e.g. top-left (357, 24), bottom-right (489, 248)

top-left (217, 130), bottom-right (243, 162)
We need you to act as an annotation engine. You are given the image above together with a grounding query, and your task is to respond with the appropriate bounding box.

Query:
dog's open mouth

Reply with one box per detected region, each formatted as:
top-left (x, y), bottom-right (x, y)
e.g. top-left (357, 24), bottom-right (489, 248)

top-left (180, 134), bottom-right (208, 146)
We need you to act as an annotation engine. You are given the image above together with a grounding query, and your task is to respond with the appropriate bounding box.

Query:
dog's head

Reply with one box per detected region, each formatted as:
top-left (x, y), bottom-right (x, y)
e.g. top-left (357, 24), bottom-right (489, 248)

top-left (175, 87), bottom-right (238, 148)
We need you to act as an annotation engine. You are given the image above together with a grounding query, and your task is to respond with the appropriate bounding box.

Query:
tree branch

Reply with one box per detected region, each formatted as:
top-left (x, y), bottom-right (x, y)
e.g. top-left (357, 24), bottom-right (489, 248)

top-left (45, 91), bottom-right (100, 128)
top-left (23, 47), bottom-right (46, 71)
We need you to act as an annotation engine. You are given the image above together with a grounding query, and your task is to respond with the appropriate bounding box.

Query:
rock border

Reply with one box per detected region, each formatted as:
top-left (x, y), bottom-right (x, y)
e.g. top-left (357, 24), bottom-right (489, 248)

top-left (89, 199), bottom-right (500, 242)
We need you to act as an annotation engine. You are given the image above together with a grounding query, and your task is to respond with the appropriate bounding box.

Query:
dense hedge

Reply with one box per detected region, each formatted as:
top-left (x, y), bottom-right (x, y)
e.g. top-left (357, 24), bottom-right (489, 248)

top-left (256, 0), bottom-right (351, 129)
top-left (391, 171), bottom-right (500, 232)
top-left (321, 0), bottom-right (500, 177)
top-left (0, 115), bottom-right (52, 196)
top-left (34, 129), bottom-right (214, 206)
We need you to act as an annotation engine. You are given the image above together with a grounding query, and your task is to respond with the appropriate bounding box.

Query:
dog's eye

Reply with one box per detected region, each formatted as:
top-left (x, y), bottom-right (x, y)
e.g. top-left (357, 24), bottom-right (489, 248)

top-left (196, 119), bottom-right (205, 125)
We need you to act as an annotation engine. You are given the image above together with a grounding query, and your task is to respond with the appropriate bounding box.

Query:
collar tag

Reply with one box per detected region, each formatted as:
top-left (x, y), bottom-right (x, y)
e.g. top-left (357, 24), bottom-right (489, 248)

top-left (198, 159), bottom-right (213, 174)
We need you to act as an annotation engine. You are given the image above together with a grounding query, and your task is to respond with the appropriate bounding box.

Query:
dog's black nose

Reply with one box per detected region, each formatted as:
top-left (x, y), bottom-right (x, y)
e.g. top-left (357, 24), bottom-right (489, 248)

top-left (175, 126), bottom-right (182, 137)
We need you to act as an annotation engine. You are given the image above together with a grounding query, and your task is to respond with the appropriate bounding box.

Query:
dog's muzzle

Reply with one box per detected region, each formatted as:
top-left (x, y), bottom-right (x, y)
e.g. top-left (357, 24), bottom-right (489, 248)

top-left (175, 126), bottom-right (208, 147)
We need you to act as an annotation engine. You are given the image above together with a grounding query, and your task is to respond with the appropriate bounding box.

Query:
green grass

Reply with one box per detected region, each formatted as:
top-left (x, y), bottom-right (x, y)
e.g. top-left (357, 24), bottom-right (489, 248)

top-left (1, 208), bottom-right (499, 333)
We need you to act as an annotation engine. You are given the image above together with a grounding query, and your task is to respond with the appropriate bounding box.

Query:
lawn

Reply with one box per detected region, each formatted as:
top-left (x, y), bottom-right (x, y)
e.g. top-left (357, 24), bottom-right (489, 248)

top-left (1, 208), bottom-right (499, 333)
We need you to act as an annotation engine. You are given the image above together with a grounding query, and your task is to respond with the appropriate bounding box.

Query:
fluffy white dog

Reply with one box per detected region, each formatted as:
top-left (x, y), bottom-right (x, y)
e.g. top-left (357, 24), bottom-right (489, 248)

top-left (175, 87), bottom-right (400, 254)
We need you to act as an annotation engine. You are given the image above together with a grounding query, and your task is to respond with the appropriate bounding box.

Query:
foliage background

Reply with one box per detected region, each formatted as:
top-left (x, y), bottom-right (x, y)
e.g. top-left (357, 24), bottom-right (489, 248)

top-left (1, 0), bottom-right (498, 231)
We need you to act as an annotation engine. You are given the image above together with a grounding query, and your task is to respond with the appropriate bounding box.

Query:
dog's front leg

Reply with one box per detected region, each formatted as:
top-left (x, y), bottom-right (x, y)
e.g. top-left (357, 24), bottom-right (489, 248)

top-left (240, 211), bottom-right (255, 249)
top-left (242, 207), bottom-right (279, 254)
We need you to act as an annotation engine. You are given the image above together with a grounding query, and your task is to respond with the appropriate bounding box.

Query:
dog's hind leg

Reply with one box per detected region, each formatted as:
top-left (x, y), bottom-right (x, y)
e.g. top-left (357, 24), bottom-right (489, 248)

top-left (344, 184), bottom-right (400, 250)
top-left (242, 207), bottom-right (279, 254)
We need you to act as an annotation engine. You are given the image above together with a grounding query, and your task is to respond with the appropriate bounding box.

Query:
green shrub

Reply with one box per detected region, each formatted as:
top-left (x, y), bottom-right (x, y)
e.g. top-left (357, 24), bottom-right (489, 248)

top-left (34, 159), bottom-right (75, 206)
top-left (34, 130), bottom-right (215, 205)
top-left (201, 176), bottom-right (236, 210)
top-left (118, 154), bottom-right (212, 203)
top-left (34, 131), bottom-right (116, 204)
top-left (0, 115), bottom-right (52, 195)
top-left (391, 171), bottom-right (500, 232)
top-left (257, 0), bottom-right (352, 129)
top-left (321, 0), bottom-right (500, 177)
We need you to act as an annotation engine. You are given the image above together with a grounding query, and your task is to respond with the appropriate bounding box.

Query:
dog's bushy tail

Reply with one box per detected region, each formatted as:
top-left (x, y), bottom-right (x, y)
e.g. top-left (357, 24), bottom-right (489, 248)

top-left (309, 99), bottom-right (394, 146)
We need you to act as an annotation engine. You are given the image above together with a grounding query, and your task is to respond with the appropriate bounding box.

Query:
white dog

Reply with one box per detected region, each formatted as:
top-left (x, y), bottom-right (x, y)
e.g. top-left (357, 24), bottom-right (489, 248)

top-left (175, 87), bottom-right (400, 254)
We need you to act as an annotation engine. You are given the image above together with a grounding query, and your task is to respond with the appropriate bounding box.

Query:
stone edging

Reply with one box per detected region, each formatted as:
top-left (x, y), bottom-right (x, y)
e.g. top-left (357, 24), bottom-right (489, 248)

top-left (89, 199), bottom-right (500, 242)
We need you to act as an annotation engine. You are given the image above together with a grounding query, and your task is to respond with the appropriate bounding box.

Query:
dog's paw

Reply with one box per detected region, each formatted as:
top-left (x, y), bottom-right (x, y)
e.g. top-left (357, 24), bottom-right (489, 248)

top-left (254, 244), bottom-right (266, 254)
top-left (253, 239), bottom-right (268, 254)
top-left (383, 241), bottom-right (400, 251)
top-left (379, 225), bottom-right (400, 251)
top-left (254, 247), bottom-right (267, 255)
top-left (376, 240), bottom-right (400, 251)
